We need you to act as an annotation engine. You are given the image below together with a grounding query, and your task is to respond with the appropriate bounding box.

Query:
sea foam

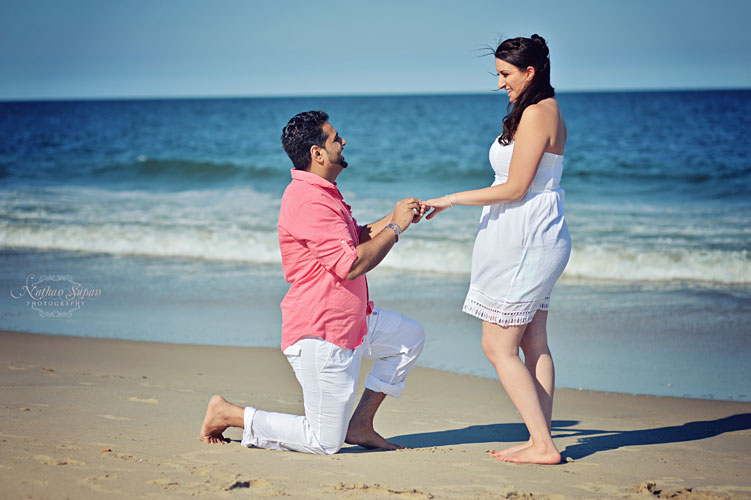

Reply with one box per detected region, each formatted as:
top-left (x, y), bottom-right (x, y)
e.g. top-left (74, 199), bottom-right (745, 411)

top-left (3, 221), bottom-right (748, 284)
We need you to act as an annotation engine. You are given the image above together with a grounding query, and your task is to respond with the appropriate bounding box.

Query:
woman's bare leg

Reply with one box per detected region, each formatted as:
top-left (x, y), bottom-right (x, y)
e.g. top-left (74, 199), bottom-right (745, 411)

top-left (481, 319), bottom-right (560, 464)
top-left (521, 311), bottom-right (555, 429)
top-left (493, 311), bottom-right (555, 457)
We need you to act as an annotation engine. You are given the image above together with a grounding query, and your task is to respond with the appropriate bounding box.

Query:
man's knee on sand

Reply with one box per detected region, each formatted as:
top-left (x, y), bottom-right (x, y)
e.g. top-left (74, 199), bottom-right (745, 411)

top-left (316, 441), bottom-right (344, 455)
top-left (308, 428), bottom-right (347, 455)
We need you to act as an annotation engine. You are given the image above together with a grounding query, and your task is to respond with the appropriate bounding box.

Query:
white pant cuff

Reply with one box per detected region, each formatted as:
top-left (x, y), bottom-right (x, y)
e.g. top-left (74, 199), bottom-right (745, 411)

top-left (240, 406), bottom-right (257, 448)
top-left (364, 374), bottom-right (404, 399)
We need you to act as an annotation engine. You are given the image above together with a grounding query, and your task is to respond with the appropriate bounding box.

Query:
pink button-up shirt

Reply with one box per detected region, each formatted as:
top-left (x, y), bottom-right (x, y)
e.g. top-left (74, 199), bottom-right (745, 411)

top-left (277, 169), bottom-right (373, 351)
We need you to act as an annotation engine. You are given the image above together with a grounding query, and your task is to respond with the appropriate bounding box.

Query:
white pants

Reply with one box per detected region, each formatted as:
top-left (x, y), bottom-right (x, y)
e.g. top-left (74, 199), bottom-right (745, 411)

top-left (240, 307), bottom-right (425, 454)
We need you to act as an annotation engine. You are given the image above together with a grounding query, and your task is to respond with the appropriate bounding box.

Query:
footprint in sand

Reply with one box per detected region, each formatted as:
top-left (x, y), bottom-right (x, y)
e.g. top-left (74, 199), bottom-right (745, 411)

top-left (273, 398), bottom-right (302, 406)
top-left (78, 473), bottom-right (122, 495)
top-left (59, 457), bottom-right (86, 466)
top-left (7, 363), bottom-right (34, 371)
top-left (97, 414), bottom-right (131, 421)
top-left (33, 454), bottom-right (86, 466)
top-left (0, 432), bottom-right (30, 440)
top-left (101, 452), bottom-right (137, 462)
top-left (226, 479), bottom-right (272, 490)
top-left (22, 479), bottom-right (48, 488)
top-left (127, 397), bottom-right (158, 404)
top-left (631, 481), bottom-right (734, 499)
top-left (148, 478), bottom-right (181, 489)
top-left (333, 483), bottom-right (433, 499)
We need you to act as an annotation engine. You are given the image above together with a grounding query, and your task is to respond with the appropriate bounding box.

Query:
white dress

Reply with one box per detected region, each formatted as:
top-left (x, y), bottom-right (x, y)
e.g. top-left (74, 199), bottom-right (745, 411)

top-left (462, 138), bottom-right (571, 326)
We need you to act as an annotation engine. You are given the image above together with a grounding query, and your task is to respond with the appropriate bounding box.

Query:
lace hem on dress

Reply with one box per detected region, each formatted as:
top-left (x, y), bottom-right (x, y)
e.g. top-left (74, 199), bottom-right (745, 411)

top-left (462, 293), bottom-right (550, 327)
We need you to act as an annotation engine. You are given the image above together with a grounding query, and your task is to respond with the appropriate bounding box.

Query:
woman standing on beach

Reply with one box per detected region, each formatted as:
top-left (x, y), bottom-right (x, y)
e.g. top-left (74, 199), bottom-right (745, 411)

top-left (425, 34), bottom-right (570, 465)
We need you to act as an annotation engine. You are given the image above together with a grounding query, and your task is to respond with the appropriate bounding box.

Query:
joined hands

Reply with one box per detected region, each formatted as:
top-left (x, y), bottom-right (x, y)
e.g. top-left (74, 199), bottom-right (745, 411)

top-left (391, 196), bottom-right (450, 236)
top-left (391, 198), bottom-right (426, 231)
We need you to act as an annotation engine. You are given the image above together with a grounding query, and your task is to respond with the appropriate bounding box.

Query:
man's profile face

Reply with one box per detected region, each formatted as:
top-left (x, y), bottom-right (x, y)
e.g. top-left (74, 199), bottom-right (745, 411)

top-left (321, 122), bottom-right (348, 169)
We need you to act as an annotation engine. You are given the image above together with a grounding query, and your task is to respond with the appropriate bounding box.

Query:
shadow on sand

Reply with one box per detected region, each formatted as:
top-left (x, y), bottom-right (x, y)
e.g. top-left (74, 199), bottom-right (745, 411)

top-left (560, 413), bottom-right (751, 460)
top-left (373, 413), bottom-right (751, 460)
top-left (339, 421), bottom-right (577, 454)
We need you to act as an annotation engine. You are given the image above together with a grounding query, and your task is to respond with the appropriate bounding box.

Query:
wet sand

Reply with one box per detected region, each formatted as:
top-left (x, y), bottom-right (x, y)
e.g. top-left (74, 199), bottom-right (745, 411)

top-left (1, 330), bottom-right (749, 499)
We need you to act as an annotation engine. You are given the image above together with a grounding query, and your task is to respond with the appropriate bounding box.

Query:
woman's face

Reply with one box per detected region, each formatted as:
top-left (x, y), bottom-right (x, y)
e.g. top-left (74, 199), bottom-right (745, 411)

top-left (496, 58), bottom-right (532, 104)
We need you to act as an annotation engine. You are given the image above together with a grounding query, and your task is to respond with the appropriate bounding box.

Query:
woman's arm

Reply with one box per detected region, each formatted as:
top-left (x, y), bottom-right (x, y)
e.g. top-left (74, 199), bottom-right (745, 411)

top-left (425, 105), bottom-right (553, 218)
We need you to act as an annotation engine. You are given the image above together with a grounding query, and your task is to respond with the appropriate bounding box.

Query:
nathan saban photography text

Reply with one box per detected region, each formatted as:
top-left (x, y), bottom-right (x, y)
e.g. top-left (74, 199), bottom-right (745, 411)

top-left (10, 274), bottom-right (102, 304)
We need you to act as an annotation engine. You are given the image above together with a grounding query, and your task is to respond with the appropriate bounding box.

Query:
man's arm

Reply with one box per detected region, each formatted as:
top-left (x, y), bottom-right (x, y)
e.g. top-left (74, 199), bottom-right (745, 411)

top-left (346, 198), bottom-right (421, 280)
top-left (358, 214), bottom-right (392, 244)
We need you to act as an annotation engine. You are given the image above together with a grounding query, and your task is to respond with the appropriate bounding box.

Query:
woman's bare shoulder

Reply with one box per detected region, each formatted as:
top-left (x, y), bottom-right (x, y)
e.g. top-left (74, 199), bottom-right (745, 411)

top-left (521, 98), bottom-right (559, 120)
top-left (517, 98), bottom-right (565, 152)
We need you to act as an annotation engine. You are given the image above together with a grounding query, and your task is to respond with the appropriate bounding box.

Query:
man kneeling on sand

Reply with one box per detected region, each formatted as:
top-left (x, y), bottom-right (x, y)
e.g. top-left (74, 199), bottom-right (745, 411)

top-left (200, 110), bottom-right (426, 454)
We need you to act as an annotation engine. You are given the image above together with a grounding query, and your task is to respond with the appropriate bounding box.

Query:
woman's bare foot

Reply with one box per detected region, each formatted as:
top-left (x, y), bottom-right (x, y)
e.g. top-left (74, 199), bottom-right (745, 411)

top-left (495, 443), bottom-right (561, 464)
top-left (200, 395), bottom-right (241, 444)
top-left (491, 440), bottom-right (532, 457)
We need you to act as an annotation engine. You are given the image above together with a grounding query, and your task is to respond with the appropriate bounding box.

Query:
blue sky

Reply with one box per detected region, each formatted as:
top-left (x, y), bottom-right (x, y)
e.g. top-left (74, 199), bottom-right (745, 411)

top-left (1, 0), bottom-right (749, 99)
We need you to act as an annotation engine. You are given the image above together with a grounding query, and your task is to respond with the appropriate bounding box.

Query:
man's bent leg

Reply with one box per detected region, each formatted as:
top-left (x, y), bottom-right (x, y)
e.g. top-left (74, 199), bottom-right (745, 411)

top-left (345, 389), bottom-right (401, 450)
top-left (241, 338), bottom-right (362, 454)
top-left (363, 308), bottom-right (425, 397)
top-left (345, 308), bottom-right (425, 449)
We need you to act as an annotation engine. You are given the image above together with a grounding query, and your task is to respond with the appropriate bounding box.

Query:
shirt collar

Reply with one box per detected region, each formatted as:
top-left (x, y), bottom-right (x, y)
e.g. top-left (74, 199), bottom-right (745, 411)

top-left (290, 168), bottom-right (340, 192)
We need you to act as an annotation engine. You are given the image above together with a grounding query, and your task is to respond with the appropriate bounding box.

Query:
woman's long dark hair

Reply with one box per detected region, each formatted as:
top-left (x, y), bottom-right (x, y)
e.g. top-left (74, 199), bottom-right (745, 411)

top-left (496, 34), bottom-right (555, 145)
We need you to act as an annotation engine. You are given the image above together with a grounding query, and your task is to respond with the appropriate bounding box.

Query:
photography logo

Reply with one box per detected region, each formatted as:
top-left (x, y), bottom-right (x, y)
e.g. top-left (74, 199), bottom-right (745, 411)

top-left (10, 274), bottom-right (102, 318)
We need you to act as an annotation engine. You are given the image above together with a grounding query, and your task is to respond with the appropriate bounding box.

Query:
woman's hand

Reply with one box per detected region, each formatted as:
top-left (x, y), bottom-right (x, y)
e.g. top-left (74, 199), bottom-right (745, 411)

top-left (424, 195), bottom-right (453, 220)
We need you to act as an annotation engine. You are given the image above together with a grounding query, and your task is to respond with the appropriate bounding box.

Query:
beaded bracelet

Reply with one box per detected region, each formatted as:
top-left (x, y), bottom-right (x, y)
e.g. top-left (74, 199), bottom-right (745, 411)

top-left (385, 223), bottom-right (401, 242)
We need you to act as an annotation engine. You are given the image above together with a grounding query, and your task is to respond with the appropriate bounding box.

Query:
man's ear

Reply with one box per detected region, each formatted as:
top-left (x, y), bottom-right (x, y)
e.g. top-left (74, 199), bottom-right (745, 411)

top-left (310, 144), bottom-right (324, 166)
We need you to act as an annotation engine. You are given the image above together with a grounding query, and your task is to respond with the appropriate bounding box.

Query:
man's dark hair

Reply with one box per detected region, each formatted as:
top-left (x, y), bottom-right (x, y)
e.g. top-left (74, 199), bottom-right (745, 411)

top-left (281, 110), bottom-right (329, 170)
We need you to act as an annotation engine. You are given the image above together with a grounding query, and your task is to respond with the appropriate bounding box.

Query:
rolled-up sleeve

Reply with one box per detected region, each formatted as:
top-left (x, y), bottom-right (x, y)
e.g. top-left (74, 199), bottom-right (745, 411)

top-left (292, 201), bottom-right (359, 280)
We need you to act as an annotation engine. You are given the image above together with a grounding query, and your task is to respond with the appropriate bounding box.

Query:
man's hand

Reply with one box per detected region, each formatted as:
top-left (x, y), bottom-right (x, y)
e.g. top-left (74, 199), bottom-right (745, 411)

top-left (391, 198), bottom-right (423, 231)
top-left (413, 202), bottom-right (427, 224)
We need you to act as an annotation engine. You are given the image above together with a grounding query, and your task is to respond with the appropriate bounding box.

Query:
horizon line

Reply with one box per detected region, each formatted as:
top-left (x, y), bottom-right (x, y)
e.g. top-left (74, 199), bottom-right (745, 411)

top-left (1, 86), bottom-right (749, 103)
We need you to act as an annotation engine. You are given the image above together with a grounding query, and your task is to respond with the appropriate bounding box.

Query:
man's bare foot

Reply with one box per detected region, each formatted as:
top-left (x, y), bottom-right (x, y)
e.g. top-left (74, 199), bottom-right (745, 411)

top-left (491, 440), bottom-right (532, 457)
top-left (345, 389), bottom-right (402, 450)
top-left (495, 443), bottom-right (561, 464)
top-left (345, 426), bottom-right (403, 451)
top-left (200, 395), bottom-right (235, 444)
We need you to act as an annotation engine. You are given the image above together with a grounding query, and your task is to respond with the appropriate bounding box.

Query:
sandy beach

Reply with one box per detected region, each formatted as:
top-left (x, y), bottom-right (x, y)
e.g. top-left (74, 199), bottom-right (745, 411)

top-left (1, 329), bottom-right (750, 499)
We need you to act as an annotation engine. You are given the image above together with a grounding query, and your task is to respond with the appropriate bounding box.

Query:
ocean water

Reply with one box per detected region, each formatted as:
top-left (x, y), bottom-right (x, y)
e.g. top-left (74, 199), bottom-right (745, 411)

top-left (1, 91), bottom-right (750, 401)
